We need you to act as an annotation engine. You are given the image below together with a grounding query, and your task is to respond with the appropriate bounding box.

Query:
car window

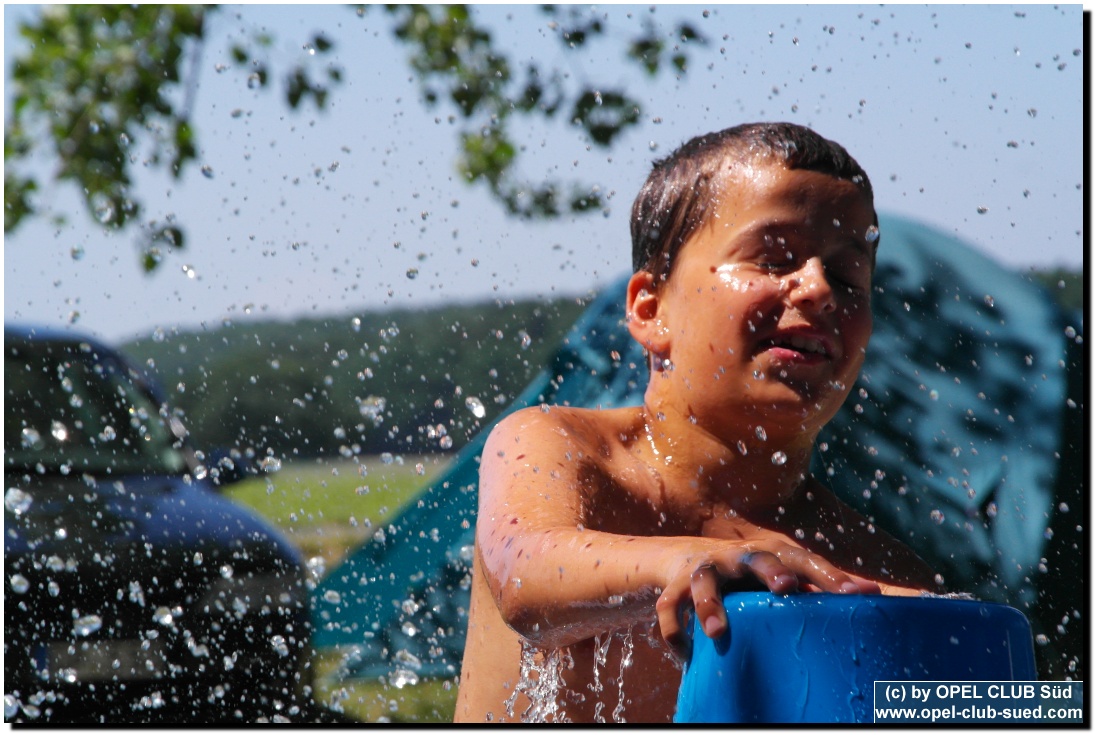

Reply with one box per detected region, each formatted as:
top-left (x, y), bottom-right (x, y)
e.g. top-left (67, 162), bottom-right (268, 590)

top-left (5, 340), bottom-right (189, 476)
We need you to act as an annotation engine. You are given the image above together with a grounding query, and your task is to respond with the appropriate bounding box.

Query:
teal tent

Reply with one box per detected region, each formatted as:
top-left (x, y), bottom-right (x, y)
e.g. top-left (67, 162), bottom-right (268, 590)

top-left (311, 213), bottom-right (1083, 682)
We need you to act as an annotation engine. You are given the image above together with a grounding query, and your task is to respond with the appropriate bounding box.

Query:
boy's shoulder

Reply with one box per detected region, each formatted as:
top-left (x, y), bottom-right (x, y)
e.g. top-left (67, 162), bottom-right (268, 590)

top-left (488, 404), bottom-right (641, 447)
top-left (482, 404), bottom-right (648, 485)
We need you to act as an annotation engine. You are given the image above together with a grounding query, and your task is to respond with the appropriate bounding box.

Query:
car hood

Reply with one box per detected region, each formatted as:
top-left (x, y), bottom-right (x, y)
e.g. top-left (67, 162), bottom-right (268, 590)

top-left (4, 471), bottom-right (298, 564)
top-left (5, 471), bottom-right (307, 653)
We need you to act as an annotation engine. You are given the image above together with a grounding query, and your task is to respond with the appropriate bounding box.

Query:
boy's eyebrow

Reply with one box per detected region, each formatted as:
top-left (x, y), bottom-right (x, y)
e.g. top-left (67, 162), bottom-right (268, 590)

top-left (738, 220), bottom-right (874, 257)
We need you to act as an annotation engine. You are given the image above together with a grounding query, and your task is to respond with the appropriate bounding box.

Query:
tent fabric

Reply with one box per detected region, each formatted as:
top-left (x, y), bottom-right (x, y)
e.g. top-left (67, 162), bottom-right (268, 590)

top-left (311, 213), bottom-right (1082, 682)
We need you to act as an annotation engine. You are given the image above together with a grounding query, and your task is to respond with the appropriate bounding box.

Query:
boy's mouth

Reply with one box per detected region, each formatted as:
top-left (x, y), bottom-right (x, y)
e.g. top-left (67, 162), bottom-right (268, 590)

top-left (757, 332), bottom-right (834, 362)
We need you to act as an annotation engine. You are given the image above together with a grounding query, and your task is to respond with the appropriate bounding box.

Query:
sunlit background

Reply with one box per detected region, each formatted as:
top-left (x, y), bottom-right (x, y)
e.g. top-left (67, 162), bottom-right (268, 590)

top-left (5, 4), bottom-right (1083, 343)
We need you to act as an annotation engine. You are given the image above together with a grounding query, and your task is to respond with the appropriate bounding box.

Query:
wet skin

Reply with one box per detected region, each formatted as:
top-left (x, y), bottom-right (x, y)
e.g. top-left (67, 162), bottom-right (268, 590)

top-left (454, 164), bottom-right (938, 723)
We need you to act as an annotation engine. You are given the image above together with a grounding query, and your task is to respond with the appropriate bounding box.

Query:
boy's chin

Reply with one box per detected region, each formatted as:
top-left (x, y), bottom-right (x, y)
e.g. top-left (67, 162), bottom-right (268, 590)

top-left (742, 387), bottom-right (849, 428)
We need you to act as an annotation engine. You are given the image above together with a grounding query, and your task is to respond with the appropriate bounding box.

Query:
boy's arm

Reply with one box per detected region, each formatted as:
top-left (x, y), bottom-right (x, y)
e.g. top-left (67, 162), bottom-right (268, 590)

top-left (475, 408), bottom-right (882, 651)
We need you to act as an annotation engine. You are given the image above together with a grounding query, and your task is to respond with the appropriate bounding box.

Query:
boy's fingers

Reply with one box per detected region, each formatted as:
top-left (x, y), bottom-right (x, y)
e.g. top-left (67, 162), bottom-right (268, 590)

top-left (657, 543), bottom-right (884, 651)
top-left (689, 564), bottom-right (727, 638)
top-left (739, 550), bottom-right (800, 594)
top-left (841, 575), bottom-right (882, 594)
top-left (771, 547), bottom-right (879, 594)
top-left (655, 577), bottom-right (691, 651)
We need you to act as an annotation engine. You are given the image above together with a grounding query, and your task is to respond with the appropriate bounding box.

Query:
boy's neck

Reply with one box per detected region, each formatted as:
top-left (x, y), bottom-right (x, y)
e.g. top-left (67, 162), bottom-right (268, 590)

top-left (639, 400), bottom-right (818, 513)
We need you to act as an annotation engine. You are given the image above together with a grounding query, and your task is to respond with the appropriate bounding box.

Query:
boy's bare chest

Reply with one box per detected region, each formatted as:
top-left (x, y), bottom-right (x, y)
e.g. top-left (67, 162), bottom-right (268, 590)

top-left (579, 458), bottom-right (884, 577)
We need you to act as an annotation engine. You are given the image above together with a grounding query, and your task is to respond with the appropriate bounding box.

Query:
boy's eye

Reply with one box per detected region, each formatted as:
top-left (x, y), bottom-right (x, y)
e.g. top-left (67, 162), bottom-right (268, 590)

top-left (756, 250), bottom-right (795, 269)
top-left (827, 265), bottom-right (871, 292)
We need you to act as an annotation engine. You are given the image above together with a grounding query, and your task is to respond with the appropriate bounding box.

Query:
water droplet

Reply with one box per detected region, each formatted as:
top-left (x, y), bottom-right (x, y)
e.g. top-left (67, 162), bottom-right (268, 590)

top-left (70, 244), bottom-right (86, 261)
top-left (5, 487), bottom-right (32, 515)
top-left (736, 440), bottom-right (748, 456)
top-left (519, 330), bottom-right (532, 349)
top-left (929, 389), bottom-right (939, 401)
top-left (406, 267), bottom-right (419, 280)
top-left (864, 225), bottom-right (880, 243)
top-left (152, 606), bottom-right (176, 628)
top-left (983, 294), bottom-right (995, 307)
top-left (200, 165), bottom-right (214, 179)
top-left (20, 427), bottom-right (42, 449)
top-left (401, 621), bottom-right (418, 637)
top-left (390, 668), bottom-right (420, 688)
top-left (247, 72), bottom-right (262, 89)
top-left (271, 635), bottom-right (290, 657)
top-left (92, 193), bottom-right (116, 224)
top-left (1064, 326), bottom-right (1077, 339)
top-left (976, 206), bottom-right (989, 214)
top-left (439, 436), bottom-right (454, 450)
top-left (73, 614), bottom-right (103, 637)
top-left (465, 396), bottom-right (486, 419)
top-left (755, 426), bottom-right (767, 441)
top-left (930, 509), bottom-right (945, 525)
top-left (1035, 634), bottom-right (1049, 646)
top-left (10, 574), bottom-right (30, 594)
top-left (259, 457), bottom-right (282, 472)
top-left (771, 451), bottom-right (787, 466)
top-left (794, 528), bottom-right (805, 539)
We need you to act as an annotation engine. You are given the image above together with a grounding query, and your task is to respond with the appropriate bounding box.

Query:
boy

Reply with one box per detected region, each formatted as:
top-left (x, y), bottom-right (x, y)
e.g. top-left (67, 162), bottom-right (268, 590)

top-left (454, 123), bottom-right (938, 723)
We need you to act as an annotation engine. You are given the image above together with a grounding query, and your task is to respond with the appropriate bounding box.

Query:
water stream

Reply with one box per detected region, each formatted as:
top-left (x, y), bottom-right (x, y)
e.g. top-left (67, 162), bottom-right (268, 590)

top-left (504, 627), bottom-right (637, 723)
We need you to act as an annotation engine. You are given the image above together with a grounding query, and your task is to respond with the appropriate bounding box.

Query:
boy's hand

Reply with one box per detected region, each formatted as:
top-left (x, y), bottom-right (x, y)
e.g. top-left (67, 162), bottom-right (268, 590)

top-left (655, 541), bottom-right (881, 655)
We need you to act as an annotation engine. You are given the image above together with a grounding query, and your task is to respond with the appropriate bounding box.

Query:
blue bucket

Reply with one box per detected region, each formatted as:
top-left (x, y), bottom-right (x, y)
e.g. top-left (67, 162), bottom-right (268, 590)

top-left (674, 592), bottom-right (1037, 723)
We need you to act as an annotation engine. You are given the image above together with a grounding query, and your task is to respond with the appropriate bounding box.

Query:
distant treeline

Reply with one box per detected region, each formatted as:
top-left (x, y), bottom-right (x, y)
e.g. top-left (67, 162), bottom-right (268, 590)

top-left (125, 296), bottom-right (590, 461)
top-left (123, 268), bottom-right (1081, 461)
top-left (1024, 267), bottom-right (1083, 314)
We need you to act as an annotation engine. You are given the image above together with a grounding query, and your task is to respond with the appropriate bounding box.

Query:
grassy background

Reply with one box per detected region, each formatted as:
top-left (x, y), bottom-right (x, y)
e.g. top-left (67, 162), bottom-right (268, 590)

top-left (224, 455), bottom-right (459, 723)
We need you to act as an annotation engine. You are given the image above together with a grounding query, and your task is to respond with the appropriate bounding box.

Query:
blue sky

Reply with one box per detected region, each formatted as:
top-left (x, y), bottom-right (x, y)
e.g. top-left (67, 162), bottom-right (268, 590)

top-left (4, 4), bottom-right (1085, 344)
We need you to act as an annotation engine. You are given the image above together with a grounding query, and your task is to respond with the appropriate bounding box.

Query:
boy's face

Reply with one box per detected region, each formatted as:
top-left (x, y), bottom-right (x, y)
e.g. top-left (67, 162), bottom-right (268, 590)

top-left (632, 162), bottom-right (876, 438)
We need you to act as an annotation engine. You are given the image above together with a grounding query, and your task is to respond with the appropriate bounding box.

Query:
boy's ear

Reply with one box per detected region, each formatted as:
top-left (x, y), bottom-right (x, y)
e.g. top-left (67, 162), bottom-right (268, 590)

top-left (626, 270), bottom-right (670, 356)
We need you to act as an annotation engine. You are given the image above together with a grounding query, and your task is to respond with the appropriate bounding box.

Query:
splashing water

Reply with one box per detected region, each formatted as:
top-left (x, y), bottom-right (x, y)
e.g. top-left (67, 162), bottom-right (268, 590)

top-left (505, 641), bottom-right (573, 722)
top-left (589, 633), bottom-right (612, 723)
top-left (612, 627), bottom-right (634, 723)
top-left (506, 626), bottom-right (638, 723)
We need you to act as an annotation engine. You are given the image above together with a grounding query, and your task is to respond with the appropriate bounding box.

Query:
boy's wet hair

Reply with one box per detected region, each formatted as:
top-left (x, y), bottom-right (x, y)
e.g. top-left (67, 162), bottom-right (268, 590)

top-left (631, 122), bottom-right (876, 282)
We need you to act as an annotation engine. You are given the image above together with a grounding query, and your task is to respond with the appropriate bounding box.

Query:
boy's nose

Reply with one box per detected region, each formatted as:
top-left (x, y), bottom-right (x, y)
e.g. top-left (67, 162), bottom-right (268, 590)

top-left (786, 258), bottom-right (836, 313)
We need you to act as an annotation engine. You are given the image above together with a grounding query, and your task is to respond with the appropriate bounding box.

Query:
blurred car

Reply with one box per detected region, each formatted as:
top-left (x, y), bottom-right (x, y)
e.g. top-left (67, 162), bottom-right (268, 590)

top-left (4, 325), bottom-right (316, 723)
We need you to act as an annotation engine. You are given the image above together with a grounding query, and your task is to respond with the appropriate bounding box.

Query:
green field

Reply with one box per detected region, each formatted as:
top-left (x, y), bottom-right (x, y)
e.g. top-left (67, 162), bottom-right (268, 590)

top-left (224, 454), bottom-right (459, 723)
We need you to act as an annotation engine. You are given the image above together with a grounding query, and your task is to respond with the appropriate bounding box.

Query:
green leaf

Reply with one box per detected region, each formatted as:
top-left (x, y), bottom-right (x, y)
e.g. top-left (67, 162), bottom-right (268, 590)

top-left (627, 37), bottom-right (663, 76)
